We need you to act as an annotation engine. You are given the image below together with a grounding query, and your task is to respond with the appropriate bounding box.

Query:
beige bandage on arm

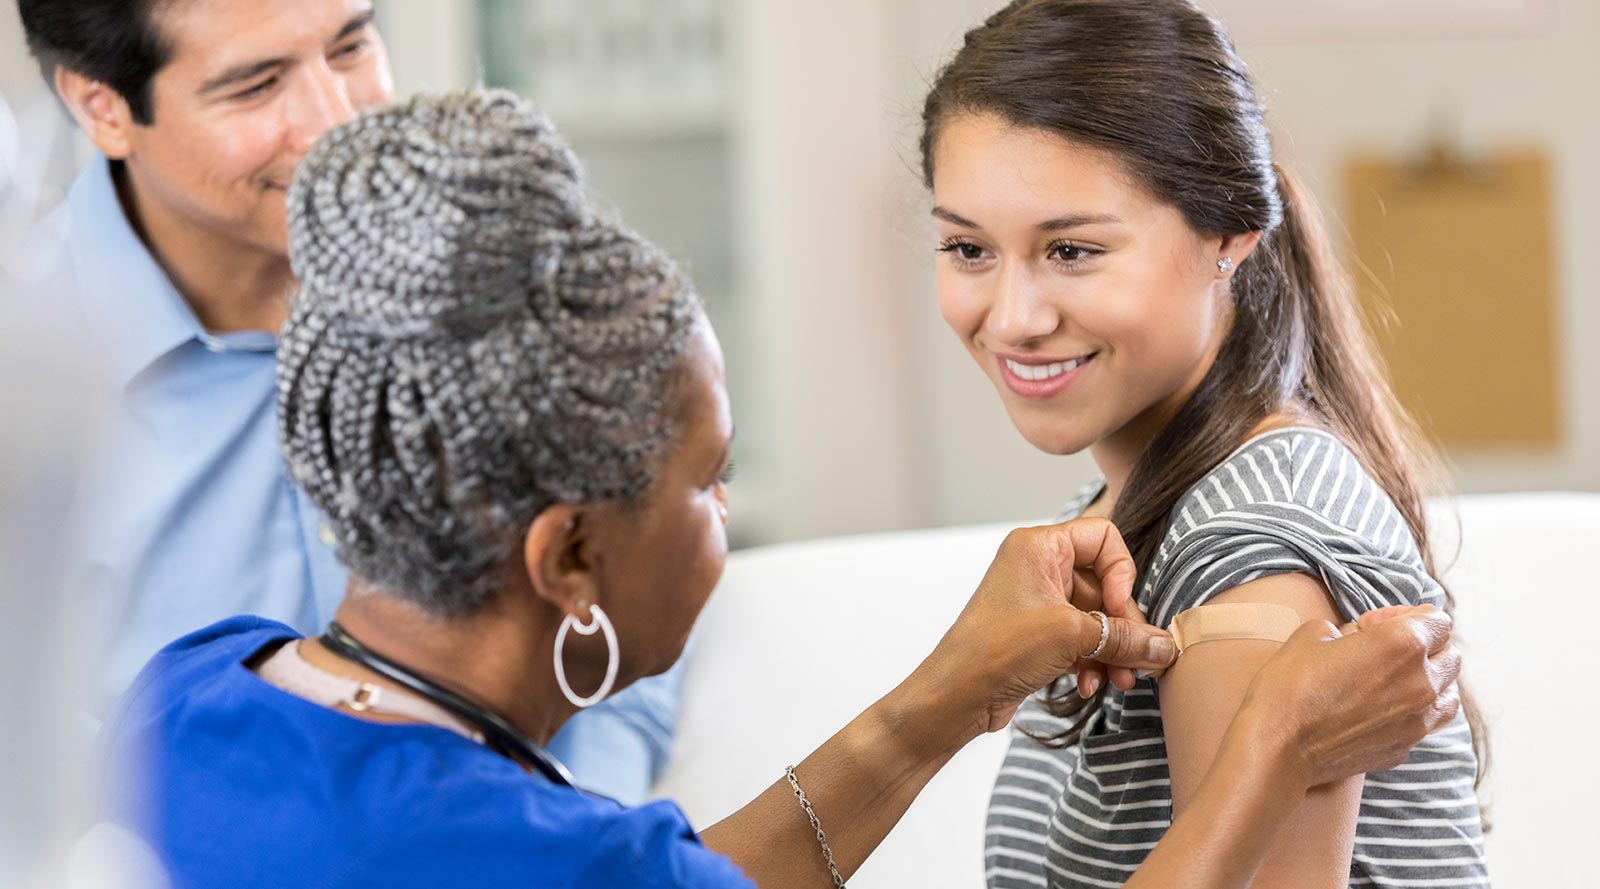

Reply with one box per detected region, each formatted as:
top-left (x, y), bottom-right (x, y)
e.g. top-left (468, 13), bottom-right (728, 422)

top-left (1170, 602), bottom-right (1304, 654)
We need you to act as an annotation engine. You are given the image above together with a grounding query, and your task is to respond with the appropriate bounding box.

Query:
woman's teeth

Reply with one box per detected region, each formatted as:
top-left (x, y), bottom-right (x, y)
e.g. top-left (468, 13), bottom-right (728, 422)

top-left (1004, 355), bottom-right (1089, 381)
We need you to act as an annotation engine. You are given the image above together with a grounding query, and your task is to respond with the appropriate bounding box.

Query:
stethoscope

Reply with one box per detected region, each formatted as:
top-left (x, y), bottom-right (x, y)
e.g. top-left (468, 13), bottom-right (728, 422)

top-left (320, 621), bottom-right (576, 788)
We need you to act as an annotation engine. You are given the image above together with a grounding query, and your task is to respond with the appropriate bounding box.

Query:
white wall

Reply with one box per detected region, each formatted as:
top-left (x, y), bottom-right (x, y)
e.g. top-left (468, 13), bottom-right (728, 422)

top-left (372, 0), bottom-right (479, 96)
top-left (720, 0), bottom-right (934, 541)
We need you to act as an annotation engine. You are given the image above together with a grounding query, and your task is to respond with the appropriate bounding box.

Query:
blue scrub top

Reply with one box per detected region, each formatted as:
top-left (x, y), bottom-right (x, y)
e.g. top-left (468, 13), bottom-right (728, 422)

top-left (99, 617), bottom-right (753, 889)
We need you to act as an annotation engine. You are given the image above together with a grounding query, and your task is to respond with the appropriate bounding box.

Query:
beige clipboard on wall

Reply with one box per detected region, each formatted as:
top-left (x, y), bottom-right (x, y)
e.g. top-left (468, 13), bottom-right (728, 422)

top-left (1344, 144), bottom-right (1561, 451)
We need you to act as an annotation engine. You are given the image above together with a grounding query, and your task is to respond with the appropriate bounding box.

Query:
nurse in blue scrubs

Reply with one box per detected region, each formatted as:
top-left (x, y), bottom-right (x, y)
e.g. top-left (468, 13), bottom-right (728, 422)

top-left (97, 91), bottom-right (1464, 889)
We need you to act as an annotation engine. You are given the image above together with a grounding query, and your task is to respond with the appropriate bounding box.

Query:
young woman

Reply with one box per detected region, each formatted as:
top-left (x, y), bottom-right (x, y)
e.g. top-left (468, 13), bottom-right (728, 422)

top-left (918, 1), bottom-right (1490, 887)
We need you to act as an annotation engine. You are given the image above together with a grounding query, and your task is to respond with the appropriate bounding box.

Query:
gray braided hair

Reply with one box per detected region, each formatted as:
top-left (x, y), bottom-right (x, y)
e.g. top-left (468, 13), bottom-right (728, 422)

top-left (278, 90), bottom-right (704, 617)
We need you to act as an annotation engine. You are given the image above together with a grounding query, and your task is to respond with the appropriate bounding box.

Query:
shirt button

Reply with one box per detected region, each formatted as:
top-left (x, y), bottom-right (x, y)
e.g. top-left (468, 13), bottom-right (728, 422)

top-left (318, 523), bottom-right (337, 546)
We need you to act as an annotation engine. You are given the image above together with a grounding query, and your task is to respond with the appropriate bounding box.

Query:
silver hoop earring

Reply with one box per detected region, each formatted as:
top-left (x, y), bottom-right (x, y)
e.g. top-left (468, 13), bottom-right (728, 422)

top-left (1217, 257), bottom-right (1234, 273)
top-left (554, 603), bottom-right (619, 709)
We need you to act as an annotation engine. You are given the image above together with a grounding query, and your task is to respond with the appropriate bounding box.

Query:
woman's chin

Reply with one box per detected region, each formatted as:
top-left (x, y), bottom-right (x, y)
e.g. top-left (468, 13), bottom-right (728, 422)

top-left (1012, 421), bottom-right (1098, 457)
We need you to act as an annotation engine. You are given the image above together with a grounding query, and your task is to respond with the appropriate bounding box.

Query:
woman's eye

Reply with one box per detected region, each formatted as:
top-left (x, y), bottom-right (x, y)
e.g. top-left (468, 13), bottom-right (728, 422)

top-left (937, 239), bottom-right (990, 267)
top-left (717, 460), bottom-right (737, 486)
top-left (1047, 240), bottom-right (1099, 267)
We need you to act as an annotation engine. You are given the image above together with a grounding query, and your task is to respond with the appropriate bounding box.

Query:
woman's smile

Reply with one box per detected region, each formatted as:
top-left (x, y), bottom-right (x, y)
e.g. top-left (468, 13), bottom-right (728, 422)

top-left (996, 350), bottom-right (1099, 398)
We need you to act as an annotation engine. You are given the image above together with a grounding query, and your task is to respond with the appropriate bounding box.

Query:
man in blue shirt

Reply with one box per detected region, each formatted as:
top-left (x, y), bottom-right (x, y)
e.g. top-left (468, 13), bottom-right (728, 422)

top-left (16, 0), bottom-right (680, 802)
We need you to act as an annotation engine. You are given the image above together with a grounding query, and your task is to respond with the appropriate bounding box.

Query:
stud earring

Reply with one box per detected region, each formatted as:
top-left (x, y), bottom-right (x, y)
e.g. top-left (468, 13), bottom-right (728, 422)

top-left (1217, 257), bottom-right (1234, 273)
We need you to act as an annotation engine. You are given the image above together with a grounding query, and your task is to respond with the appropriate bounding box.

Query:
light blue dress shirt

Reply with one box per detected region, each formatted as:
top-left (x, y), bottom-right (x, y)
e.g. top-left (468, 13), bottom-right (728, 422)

top-left (43, 157), bottom-right (682, 803)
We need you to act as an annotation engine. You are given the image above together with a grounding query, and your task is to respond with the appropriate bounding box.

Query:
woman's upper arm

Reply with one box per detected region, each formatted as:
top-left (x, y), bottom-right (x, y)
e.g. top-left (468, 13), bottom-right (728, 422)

top-left (1157, 571), bottom-right (1364, 889)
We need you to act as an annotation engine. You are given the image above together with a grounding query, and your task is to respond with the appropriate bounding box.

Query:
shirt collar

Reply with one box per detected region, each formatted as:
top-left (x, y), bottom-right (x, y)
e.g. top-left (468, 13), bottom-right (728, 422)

top-left (65, 156), bottom-right (275, 391)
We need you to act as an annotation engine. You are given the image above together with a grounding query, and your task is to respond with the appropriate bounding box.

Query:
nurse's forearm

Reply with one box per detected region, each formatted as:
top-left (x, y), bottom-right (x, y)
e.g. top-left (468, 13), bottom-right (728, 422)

top-left (701, 681), bottom-right (1305, 889)
top-left (1124, 705), bottom-right (1305, 889)
top-left (698, 664), bottom-right (979, 888)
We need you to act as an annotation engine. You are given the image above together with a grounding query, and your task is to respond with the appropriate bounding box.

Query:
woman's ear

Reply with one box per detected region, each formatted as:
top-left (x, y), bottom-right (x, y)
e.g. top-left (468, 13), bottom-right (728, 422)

top-left (1216, 230), bottom-right (1265, 277)
top-left (522, 504), bottom-right (599, 618)
top-left (53, 66), bottom-right (138, 160)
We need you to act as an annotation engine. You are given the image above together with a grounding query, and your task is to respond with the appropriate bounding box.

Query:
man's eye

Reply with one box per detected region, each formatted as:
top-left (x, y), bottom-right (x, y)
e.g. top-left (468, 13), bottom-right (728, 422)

top-left (235, 77), bottom-right (278, 100)
top-left (334, 39), bottom-right (370, 60)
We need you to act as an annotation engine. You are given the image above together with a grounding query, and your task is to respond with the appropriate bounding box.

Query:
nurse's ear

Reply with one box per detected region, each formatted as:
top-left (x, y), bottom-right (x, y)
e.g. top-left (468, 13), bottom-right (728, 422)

top-left (521, 504), bottom-right (601, 622)
top-left (53, 66), bottom-right (138, 160)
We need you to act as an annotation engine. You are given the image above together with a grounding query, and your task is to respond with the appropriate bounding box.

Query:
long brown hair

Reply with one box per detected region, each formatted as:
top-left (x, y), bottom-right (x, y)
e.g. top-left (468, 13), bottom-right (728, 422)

top-left (920, 0), bottom-right (1486, 786)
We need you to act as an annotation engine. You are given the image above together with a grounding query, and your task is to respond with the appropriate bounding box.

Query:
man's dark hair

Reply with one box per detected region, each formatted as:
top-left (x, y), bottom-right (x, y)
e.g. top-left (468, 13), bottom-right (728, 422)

top-left (17, 0), bottom-right (175, 125)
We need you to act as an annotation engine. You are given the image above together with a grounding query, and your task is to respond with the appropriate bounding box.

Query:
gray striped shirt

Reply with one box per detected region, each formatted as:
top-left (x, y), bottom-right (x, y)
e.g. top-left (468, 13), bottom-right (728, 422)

top-left (985, 427), bottom-right (1489, 888)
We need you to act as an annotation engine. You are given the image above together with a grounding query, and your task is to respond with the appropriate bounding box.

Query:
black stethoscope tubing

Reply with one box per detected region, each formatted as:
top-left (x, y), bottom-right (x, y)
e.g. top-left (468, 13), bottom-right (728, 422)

top-left (319, 621), bottom-right (575, 788)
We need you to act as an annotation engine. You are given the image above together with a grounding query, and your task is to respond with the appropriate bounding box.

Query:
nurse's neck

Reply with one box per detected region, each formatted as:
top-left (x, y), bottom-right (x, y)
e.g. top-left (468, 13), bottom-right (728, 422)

top-left (299, 582), bottom-right (577, 748)
top-left (113, 161), bottom-right (294, 335)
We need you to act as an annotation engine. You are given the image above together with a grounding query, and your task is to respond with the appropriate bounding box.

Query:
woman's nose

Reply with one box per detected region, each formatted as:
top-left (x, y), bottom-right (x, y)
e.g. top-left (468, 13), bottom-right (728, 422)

top-left (986, 264), bottom-right (1061, 347)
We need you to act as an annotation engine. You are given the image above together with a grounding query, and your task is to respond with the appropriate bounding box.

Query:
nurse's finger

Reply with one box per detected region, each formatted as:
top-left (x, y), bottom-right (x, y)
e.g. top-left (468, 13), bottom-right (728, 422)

top-left (1076, 661), bottom-right (1105, 699)
top-left (1083, 612), bottom-right (1178, 670)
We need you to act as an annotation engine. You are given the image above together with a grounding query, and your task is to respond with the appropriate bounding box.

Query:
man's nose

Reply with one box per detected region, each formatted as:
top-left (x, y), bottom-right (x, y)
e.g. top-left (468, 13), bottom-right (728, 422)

top-left (288, 65), bottom-right (357, 155)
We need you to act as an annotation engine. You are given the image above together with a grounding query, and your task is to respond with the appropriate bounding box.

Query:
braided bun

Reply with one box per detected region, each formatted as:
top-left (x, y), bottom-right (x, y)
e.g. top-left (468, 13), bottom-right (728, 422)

top-left (278, 90), bottom-right (702, 616)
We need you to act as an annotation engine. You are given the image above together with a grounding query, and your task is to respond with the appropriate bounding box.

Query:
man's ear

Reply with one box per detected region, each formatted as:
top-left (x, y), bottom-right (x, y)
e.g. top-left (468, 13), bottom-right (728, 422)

top-left (522, 504), bottom-right (599, 619)
top-left (54, 66), bottom-right (139, 160)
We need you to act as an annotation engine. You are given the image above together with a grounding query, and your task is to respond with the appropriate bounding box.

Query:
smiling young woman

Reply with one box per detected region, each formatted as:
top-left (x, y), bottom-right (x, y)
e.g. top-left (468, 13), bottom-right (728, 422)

top-left (919, 1), bottom-right (1489, 887)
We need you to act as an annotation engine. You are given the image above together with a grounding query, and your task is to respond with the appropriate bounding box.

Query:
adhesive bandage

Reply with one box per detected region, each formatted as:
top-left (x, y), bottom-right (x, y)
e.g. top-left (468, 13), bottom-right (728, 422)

top-left (1170, 602), bottom-right (1303, 654)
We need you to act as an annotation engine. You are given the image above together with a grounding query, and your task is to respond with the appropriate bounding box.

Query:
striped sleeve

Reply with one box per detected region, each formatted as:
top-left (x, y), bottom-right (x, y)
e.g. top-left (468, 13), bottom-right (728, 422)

top-left (1144, 432), bottom-right (1440, 632)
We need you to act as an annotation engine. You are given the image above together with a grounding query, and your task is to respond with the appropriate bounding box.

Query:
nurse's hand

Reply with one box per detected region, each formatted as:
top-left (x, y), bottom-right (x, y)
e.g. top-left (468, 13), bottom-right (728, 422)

top-left (913, 519), bottom-right (1178, 740)
top-left (1238, 605), bottom-right (1462, 791)
top-left (702, 518), bottom-right (1175, 887)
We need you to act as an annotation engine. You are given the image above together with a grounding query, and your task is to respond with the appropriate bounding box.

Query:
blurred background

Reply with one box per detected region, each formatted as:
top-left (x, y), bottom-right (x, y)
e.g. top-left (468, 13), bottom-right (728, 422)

top-left (1, 0), bottom-right (1594, 552)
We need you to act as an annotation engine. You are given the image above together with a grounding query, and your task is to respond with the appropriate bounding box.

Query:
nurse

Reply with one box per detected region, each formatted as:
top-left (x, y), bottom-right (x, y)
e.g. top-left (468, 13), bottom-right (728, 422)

top-left (99, 91), bottom-right (1464, 888)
